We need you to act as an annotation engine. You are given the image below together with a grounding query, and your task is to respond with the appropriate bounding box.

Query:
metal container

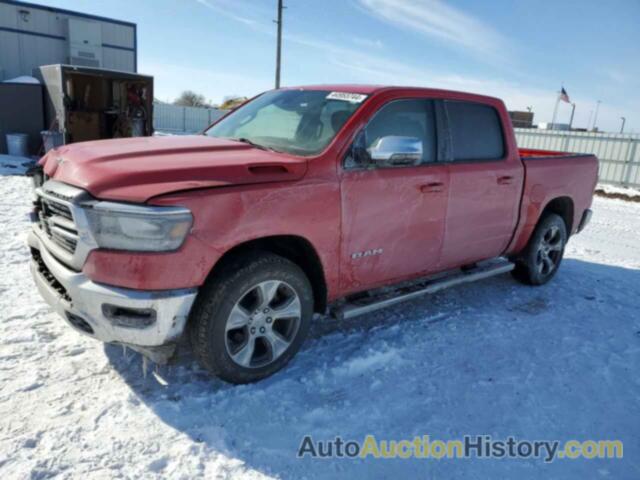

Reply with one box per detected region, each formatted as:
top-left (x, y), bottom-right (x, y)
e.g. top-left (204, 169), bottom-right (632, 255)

top-left (6, 133), bottom-right (29, 157)
top-left (37, 64), bottom-right (154, 144)
top-left (0, 83), bottom-right (44, 155)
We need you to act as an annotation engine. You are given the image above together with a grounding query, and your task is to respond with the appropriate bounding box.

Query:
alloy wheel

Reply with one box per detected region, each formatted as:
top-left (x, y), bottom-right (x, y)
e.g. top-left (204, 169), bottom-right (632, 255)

top-left (536, 225), bottom-right (564, 276)
top-left (224, 280), bottom-right (301, 368)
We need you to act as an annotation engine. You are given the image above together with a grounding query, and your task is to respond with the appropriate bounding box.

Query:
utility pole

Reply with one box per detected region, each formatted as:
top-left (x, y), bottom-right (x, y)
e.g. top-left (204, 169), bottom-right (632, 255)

top-left (569, 103), bottom-right (576, 130)
top-left (274, 0), bottom-right (284, 89)
top-left (620, 117), bottom-right (626, 134)
top-left (592, 100), bottom-right (601, 131)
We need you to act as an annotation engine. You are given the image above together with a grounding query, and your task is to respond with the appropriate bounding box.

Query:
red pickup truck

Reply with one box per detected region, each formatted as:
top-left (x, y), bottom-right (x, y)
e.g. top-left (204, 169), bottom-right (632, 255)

top-left (29, 85), bottom-right (598, 383)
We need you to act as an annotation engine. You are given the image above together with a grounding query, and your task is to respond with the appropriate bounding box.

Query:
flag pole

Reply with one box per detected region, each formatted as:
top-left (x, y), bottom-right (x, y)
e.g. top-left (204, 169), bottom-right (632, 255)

top-left (569, 103), bottom-right (576, 129)
top-left (550, 89), bottom-right (560, 129)
top-left (592, 100), bottom-right (601, 131)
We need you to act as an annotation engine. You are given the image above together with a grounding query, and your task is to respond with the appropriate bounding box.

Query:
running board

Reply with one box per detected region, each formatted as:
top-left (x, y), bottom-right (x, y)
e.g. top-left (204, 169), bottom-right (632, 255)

top-left (332, 258), bottom-right (514, 320)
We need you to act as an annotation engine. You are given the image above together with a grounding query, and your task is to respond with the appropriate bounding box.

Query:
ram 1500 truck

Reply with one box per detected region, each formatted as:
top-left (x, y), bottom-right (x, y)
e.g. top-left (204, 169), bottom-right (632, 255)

top-left (29, 85), bottom-right (598, 383)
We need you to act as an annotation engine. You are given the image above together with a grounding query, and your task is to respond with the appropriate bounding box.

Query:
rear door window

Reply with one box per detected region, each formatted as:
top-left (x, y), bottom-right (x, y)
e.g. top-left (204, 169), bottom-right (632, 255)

top-left (445, 101), bottom-right (505, 161)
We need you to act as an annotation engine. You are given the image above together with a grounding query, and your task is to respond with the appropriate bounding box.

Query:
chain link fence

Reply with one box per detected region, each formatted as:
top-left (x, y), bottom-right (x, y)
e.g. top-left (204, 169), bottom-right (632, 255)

top-left (153, 103), bottom-right (227, 134)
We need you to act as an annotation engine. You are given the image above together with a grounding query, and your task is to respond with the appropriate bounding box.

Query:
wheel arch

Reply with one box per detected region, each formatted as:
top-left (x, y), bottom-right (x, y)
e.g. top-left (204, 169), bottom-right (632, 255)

top-left (205, 235), bottom-right (328, 314)
top-left (540, 196), bottom-right (575, 234)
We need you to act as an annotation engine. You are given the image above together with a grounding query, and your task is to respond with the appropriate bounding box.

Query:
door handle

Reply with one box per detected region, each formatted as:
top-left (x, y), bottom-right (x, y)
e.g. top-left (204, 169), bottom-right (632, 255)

top-left (497, 176), bottom-right (514, 185)
top-left (419, 182), bottom-right (444, 193)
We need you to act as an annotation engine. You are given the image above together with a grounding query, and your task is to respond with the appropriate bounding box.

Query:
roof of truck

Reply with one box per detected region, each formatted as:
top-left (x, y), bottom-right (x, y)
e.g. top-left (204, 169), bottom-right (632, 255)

top-left (283, 84), bottom-right (502, 103)
top-left (285, 84), bottom-right (386, 94)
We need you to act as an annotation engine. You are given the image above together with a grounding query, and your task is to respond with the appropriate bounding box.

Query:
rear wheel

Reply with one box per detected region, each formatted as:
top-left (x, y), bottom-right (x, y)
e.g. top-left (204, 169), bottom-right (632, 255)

top-left (512, 213), bottom-right (567, 285)
top-left (189, 253), bottom-right (313, 384)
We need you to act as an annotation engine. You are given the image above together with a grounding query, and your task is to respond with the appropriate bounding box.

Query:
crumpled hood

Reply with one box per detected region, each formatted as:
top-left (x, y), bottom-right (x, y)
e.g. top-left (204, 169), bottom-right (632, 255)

top-left (40, 135), bottom-right (307, 203)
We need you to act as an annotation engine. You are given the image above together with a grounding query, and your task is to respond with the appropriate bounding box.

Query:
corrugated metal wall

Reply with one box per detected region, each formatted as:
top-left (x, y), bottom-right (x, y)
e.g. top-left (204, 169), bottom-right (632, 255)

top-left (153, 103), bottom-right (227, 134)
top-left (0, 0), bottom-right (136, 79)
top-left (514, 129), bottom-right (640, 188)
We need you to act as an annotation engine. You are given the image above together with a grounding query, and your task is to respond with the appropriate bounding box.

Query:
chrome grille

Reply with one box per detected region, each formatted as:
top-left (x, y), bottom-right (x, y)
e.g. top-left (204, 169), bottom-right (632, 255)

top-left (31, 181), bottom-right (97, 272)
top-left (36, 196), bottom-right (79, 254)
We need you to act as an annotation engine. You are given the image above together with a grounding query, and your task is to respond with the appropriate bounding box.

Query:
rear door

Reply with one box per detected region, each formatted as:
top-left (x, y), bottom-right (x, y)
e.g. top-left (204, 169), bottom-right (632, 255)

top-left (438, 100), bottom-right (524, 269)
top-left (339, 98), bottom-right (449, 294)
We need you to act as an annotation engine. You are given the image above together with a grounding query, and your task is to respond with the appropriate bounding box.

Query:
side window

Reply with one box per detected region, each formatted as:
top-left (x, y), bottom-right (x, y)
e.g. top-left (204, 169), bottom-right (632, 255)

top-left (445, 101), bottom-right (505, 161)
top-left (346, 99), bottom-right (436, 169)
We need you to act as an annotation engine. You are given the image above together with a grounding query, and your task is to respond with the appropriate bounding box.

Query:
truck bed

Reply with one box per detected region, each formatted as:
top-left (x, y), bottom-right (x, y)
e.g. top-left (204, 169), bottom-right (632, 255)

top-left (507, 149), bottom-right (598, 255)
top-left (518, 148), bottom-right (589, 159)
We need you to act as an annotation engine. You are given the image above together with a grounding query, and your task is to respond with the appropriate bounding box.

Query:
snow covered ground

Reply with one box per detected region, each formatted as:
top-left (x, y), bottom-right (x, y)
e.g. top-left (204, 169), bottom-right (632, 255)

top-left (1, 174), bottom-right (639, 479)
top-left (596, 183), bottom-right (640, 201)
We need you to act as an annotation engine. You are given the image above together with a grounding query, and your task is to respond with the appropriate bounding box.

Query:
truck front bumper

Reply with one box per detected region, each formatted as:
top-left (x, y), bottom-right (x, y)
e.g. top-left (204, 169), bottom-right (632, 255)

top-left (28, 229), bottom-right (197, 362)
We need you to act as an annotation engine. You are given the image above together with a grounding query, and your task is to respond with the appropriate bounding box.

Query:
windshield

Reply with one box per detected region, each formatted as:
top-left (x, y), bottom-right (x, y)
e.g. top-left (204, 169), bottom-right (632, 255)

top-left (205, 89), bottom-right (367, 156)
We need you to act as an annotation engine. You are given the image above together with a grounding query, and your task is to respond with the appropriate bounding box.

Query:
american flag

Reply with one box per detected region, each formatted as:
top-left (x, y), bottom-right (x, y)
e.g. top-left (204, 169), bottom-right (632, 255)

top-left (559, 87), bottom-right (570, 103)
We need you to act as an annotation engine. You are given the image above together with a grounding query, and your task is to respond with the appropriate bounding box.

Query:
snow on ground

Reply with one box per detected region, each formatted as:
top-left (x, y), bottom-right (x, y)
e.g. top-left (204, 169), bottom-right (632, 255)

top-left (0, 175), bottom-right (639, 479)
top-left (596, 183), bottom-right (640, 201)
top-left (3, 76), bottom-right (40, 84)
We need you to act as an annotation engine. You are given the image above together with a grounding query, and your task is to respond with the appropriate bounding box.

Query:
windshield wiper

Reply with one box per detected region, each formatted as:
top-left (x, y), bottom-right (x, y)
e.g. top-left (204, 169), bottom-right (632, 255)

top-left (234, 137), bottom-right (271, 151)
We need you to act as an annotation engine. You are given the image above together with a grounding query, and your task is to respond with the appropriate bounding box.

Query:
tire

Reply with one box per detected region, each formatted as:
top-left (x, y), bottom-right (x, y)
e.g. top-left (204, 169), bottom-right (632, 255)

top-left (189, 253), bottom-right (313, 384)
top-left (511, 213), bottom-right (568, 286)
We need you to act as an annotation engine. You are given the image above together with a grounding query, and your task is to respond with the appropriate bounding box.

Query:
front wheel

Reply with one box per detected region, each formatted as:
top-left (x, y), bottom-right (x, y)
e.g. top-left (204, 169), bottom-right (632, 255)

top-left (512, 213), bottom-right (568, 285)
top-left (189, 253), bottom-right (313, 384)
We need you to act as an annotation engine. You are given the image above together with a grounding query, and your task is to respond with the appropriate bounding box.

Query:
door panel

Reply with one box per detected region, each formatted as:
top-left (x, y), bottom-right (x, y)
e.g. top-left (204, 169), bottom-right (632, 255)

top-left (438, 100), bottom-right (523, 268)
top-left (339, 97), bottom-right (449, 294)
top-left (439, 160), bottom-right (522, 268)
top-left (340, 166), bottom-right (449, 293)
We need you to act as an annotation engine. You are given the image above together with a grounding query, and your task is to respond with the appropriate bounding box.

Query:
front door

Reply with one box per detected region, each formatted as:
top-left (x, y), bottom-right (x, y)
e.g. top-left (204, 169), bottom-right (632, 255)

top-left (339, 98), bottom-right (449, 294)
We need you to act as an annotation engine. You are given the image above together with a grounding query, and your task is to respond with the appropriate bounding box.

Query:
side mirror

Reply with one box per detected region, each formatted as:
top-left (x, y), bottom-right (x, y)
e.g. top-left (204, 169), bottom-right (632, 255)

top-left (367, 136), bottom-right (423, 165)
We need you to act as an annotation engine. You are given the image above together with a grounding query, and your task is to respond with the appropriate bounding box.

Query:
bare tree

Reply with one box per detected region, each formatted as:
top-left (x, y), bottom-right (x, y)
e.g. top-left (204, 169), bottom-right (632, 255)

top-left (174, 90), bottom-right (210, 108)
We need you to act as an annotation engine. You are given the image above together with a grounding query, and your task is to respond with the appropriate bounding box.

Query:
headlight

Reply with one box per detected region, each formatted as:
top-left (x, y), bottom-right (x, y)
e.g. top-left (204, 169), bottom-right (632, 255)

top-left (83, 202), bottom-right (192, 252)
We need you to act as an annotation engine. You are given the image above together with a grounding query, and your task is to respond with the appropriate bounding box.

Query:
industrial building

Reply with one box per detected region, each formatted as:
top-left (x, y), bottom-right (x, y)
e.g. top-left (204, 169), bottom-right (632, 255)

top-left (0, 0), bottom-right (137, 80)
top-left (538, 122), bottom-right (571, 131)
top-left (508, 110), bottom-right (535, 129)
top-left (0, 1), bottom-right (151, 155)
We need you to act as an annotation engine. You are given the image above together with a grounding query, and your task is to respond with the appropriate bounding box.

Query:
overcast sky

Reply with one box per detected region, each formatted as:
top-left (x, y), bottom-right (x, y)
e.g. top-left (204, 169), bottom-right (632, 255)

top-left (37, 0), bottom-right (640, 132)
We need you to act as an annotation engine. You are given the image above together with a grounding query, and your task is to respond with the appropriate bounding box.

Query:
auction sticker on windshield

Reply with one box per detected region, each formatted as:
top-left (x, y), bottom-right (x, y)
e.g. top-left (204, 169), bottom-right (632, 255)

top-left (326, 92), bottom-right (368, 103)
